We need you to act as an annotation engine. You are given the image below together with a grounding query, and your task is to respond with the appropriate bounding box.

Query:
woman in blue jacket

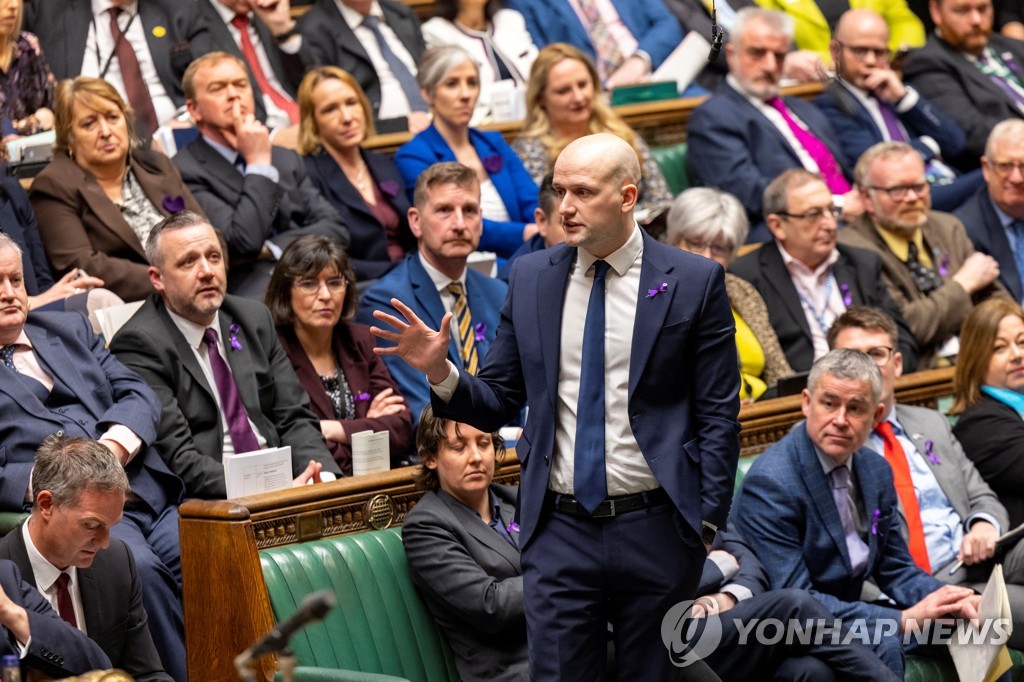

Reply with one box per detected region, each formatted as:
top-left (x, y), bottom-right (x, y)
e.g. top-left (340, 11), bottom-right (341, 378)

top-left (395, 45), bottom-right (538, 259)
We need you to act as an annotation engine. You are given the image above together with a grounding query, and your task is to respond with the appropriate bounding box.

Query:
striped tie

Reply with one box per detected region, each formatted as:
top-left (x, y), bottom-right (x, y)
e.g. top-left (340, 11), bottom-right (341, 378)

top-left (447, 282), bottom-right (478, 375)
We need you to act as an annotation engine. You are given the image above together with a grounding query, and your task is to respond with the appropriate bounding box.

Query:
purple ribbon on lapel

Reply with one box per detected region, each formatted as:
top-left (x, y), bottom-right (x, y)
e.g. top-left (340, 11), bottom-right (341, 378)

top-left (933, 249), bottom-right (950, 277)
top-left (1004, 51), bottom-right (1024, 79)
top-left (923, 438), bottom-right (940, 464)
top-left (482, 154), bottom-right (503, 174)
top-left (162, 195), bottom-right (185, 213)
top-left (506, 522), bottom-right (519, 533)
top-left (871, 509), bottom-right (881, 535)
top-left (354, 392), bottom-right (371, 402)
top-left (839, 282), bottom-right (852, 307)
top-left (474, 323), bottom-right (487, 343)
top-left (646, 283), bottom-right (668, 299)
top-left (228, 323), bottom-right (243, 351)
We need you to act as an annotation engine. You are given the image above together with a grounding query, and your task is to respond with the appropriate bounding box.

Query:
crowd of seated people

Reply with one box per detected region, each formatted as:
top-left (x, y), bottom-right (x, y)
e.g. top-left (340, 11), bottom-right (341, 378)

top-left (4, 0), bottom-right (1024, 678)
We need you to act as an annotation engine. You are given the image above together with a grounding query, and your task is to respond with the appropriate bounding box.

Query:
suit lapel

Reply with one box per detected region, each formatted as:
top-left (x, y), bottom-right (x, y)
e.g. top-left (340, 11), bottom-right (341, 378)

top-left (77, 567), bottom-right (106, 638)
top-left (218, 309), bottom-right (264, 423)
top-left (66, 0), bottom-right (91, 76)
top-left (798, 429), bottom-right (854, 572)
top-left (139, 1), bottom-right (171, 94)
top-left (4, 524), bottom-right (36, 586)
top-left (760, 243), bottom-right (813, 338)
top-left (73, 161), bottom-right (147, 258)
top-left (407, 257), bottom-right (459, 364)
top-left (447, 496), bottom-right (521, 572)
top-left (629, 237), bottom-right (676, 399)
top-left (325, 0), bottom-right (372, 66)
top-left (153, 298), bottom-right (217, 401)
top-left (831, 251), bottom-right (863, 305)
top-left (191, 138), bottom-right (245, 195)
top-left (26, 323), bottom-right (100, 417)
top-left (538, 247), bottom-right (574, 406)
top-left (979, 196), bottom-right (1022, 301)
top-left (725, 86), bottom-right (802, 166)
top-left (852, 451), bottom-right (885, 573)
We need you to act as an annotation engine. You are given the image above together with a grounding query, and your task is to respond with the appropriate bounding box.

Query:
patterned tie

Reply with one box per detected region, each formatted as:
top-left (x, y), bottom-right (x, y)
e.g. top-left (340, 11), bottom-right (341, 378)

top-left (108, 8), bottom-right (158, 136)
top-left (230, 14), bottom-right (300, 124)
top-left (446, 282), bottom-right (478, 375)
top-left (872, 95), bottom-right (906, 142)
top-left (203, 328), bottom-right (261, 453)
top-left (906, 241), bottom-right (941, 295)
top-left (0, 344), bottom-right (15, 371)
top-left (830, 464), bottom-right (869, 577)
top-left (875, 422), bottom-right (932, 572)
top-left (1011, 220), bottom-right (1024, 299)
top-left (977, 49), bottom-right (1024, 109)
top-left (573, 0), bottom-right (625, 81)
top-left (361, 15), bottom-right (427, 111)
top-left (574, 260), bottom-right (611, 513)
top-left (54, 572), bottom-right (78, 629)
top-left (767, 97), bottom-right (852, 194)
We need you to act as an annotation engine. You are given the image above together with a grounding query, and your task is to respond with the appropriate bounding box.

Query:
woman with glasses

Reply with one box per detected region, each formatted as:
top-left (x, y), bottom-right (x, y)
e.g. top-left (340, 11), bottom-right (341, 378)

top-left (265, 236), bottom-right (413, 474)
top-left (667, 187), bottom-right (794, 402)
top-left (952, 298), bottom-right (1024, 529)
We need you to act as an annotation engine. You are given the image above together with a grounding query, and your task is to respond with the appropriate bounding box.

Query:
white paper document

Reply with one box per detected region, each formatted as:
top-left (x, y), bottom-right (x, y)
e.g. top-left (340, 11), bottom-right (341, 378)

top-left (652, 31), bottom-right (713, 94)
top-left (351, 431), bottom-right (390, 477)
top-left (947, 564), bottom-right (1013, 682)
top-left (223, 446), bottom-right (292, 499)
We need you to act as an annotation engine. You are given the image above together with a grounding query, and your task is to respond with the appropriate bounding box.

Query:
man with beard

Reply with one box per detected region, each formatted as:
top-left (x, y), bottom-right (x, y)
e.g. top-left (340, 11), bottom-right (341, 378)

top-left (838, 141), bottom-right (1007, 367)
top-left (109, 211), bottom-right (340, 499)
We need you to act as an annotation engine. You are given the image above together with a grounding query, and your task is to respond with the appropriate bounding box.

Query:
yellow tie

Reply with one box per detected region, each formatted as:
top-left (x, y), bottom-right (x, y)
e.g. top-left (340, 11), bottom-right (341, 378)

top-left (447, 282), bottom-right (478, 375)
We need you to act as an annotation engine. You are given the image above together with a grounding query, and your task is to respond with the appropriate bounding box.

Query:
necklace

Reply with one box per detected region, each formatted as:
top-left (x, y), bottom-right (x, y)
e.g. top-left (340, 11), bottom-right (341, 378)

top-left (353, 162), bottom-right (367, 192)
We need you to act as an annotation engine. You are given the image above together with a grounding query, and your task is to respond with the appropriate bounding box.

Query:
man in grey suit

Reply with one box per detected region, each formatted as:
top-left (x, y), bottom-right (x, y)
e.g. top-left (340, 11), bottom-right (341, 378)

top-left (829, 305), bottom-right (1024, 647)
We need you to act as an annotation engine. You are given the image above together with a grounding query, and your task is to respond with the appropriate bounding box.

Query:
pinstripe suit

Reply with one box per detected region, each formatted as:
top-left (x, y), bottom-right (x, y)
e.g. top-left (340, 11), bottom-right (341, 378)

top-left (734, 423), bottom-right (945, 676)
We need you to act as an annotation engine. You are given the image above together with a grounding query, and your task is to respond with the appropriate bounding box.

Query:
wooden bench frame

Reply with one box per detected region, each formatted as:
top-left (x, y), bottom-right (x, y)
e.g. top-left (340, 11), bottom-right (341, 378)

top-left (180, 365), bottom-right (953, 681)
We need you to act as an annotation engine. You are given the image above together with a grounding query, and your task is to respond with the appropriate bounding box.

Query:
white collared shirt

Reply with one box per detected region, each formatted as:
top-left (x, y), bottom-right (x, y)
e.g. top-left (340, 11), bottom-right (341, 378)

top-left (778, 243), bottom-right (846, 362)
top-left (82, 0), bottom-right (176, 126)
top-left (23, 521), bottom-right (86, 635)
top-left (418, 252), bottom-right (470, 351)
top-left (728, 74), bottom-right (822, 176)
top-left (336, 0), bottom-right (419, 119)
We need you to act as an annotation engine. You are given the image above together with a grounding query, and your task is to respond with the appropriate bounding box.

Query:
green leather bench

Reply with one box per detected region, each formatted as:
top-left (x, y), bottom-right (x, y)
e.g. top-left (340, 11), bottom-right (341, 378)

top-left (650, 142), bottom-right (690, 196)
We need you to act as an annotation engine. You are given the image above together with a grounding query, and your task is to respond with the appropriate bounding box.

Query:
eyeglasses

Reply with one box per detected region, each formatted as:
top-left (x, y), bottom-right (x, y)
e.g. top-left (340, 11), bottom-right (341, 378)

top-left (742, 46), bottom-right (789, 65)
top-left (836, 42), bottom-right (890, 61)
top-left (293, 277), bottom-right (346, 294)
top-left (683, 238), bottom-right (733, 259)
top-left (989, 161), bottom-right (1024, 177)
top-left (777, 205), bottom-right (841, 223)
top-left (867, 183), bottom-right (930, 201)
top-left (864, 346), bottom-right (895, 367)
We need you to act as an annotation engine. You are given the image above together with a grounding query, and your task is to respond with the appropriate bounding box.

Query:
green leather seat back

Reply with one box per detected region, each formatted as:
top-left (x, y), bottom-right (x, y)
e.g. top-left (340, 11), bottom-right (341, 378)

top-left (261, 528), bottom-right (459, 682)
top-left (650, 142), bottom-right (690, 196)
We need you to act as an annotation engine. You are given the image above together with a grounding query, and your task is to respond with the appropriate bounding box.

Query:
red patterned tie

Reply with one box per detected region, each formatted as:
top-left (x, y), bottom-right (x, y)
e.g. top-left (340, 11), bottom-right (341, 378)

top-left (875, 422), bottom-right (932, 573)
top-left (230, 14), bottom-right (299, 124)
top-left (55, 572), bottom-right (78, 629)
top-left (108, 8), bottom-right (158, 136)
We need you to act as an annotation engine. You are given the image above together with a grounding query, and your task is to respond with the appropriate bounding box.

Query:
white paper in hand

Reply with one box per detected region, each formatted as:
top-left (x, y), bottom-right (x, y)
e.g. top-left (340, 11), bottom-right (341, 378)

top-left (351, 430), bottom-right (390, 477)
top-left (947, 564), bottom-right (1013, 682)
top-left (223, 446), bottom-right (292, 499)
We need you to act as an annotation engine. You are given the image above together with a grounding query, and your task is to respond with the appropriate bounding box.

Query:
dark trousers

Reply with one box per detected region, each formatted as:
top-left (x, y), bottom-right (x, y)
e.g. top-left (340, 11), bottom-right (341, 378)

top-left (522, 502), bottom-right (705, 681)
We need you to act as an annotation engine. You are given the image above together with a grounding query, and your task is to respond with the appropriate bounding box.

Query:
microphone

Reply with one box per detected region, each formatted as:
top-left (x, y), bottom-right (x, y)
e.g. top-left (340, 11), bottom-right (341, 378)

top-left (238, 591), bottom-right (336, 663)
top-left (708, 0), bottom-right (724, 63)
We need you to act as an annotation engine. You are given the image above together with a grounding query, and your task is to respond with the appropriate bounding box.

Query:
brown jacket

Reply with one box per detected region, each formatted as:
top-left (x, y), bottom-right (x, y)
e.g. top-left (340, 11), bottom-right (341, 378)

top-left (30, 149), bottom-right (205, 301)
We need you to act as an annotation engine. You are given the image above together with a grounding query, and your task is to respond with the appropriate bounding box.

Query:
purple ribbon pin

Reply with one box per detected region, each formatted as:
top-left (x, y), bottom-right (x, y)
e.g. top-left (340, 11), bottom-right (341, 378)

top-left (474, 323), bottom-right (487, 343)
top-left (482, 154), bottom-right (503, 174)
top-left (933, 249), bottom-right (950, 277)
top-left (840, 282), bottom-right (852, 307)
top-left (871, 509), bottom-right (881, 535)
top-left (354, 392), bottom-right (371, 402)
top-left (379, 180), bottom-right (399, 198)
top-left (923, 438), bottom-right (940, 464)
top-left (506, 522), bottom-right (520, 533)
top-left (228, 323), bottom-right (243, 351)
top-left (647, 283), bottom-right (668, 299)
top-left (162, 195), bottom-right (185, 213)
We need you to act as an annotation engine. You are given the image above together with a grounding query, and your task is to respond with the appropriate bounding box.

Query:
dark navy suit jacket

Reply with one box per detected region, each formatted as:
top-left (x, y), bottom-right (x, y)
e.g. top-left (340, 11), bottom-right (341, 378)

top-left (735, 423), bottom-right (945, 625)
top-left (688, 83), bottom-right (850, 221)
top-left (0, 175), bottom-right (53, 296)
top-left (954, 184), bottom-right (1024, 302)
top-left (356, 253), bottom-right (508, 424)
top-left (434, 231), bottom-right (741, 549)
top-left (394, 125), bottom-right (538, 258)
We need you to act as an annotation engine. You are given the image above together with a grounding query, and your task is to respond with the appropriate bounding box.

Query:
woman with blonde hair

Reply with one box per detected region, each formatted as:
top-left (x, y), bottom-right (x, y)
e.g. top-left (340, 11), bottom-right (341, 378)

top-left (511, 43), bottom-right (671, 215)
top-left (298, 66), bottom-right (414, 282)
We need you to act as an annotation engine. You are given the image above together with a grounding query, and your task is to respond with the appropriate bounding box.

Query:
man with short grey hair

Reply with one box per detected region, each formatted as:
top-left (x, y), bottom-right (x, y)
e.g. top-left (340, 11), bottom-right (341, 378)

top-left (0, 434), bottom-right (170, 681)
top-left (736, 349), bottom-right (982, 677)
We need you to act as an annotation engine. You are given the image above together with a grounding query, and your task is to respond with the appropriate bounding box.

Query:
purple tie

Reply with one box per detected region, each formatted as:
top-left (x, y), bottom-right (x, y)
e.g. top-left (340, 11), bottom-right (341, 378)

top-left (873, 96), bottom-right (906, 142)
top-left (831, 464), bottom-right (869, 577)
top-left (203, 328), bottom-right (260, 453)
top-left (767, 97), bottom-right (852, 194)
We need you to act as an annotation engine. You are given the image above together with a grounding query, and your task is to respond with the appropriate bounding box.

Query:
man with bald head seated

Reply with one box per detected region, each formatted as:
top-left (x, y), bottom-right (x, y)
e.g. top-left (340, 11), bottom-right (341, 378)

top-left (370, 133), bottom-right (740, 680)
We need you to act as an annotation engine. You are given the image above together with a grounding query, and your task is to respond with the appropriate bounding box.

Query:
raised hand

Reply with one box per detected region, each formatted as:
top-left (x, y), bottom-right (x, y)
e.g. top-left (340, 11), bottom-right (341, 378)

top-left (370, 298), bottom-right (453, 384)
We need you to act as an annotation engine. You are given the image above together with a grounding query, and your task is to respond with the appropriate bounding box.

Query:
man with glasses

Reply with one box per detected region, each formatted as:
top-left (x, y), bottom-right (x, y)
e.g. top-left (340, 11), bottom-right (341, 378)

top-left (955, 119), bottom-right (1024, 303)
top-left (688, 7), bottom-right (854, 241)
top-left (110, 211), bottom-right (340, 499)
top-left (816, 9), bottom-right (983, 212)
top-left (829, 305), bottom-right (1024, 648)
top-left (839, 141), bottom-right (1006, 367)
top-left (730, 168), bottom-right (917, 372)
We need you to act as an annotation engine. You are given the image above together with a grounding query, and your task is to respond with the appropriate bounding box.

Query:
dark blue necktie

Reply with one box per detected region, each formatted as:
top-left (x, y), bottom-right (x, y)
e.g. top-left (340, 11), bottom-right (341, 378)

top-left (0, 344), bottom-right (15, 371)
top-left (361, 15), bottom-right (427, 111)
top-left (1011, 220), bottom-right (1024, 298)
top-left (574, 260), bottom-right (610, 512)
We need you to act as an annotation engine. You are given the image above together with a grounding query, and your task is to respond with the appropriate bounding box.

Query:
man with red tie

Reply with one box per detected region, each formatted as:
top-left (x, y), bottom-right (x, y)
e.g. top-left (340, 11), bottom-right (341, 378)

top-left (829, 305), bottom-right (1024, 649)
top-left (688, 7), bottom-right (856, 241)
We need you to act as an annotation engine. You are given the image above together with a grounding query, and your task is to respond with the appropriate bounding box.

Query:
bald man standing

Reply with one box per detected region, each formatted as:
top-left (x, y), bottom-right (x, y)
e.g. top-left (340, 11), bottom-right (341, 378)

top-left (371, 133), bottom-right (740, 680)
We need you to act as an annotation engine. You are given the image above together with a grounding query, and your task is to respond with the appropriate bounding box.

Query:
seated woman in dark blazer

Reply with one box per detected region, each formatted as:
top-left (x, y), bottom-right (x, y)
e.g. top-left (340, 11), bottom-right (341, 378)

top-left (265, 235), bottom-right (414, 474)
top-left (394, 45), bottom-right (538, 259)
top-left (29, 77), bottom-right (204, 301)
top-left (297, 66), bottom-right (416, 283)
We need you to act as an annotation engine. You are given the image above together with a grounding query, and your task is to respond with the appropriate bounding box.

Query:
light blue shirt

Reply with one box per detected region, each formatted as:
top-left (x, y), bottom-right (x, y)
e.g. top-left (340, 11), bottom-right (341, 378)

top-left (990, 197), bottom-right (1024, 301)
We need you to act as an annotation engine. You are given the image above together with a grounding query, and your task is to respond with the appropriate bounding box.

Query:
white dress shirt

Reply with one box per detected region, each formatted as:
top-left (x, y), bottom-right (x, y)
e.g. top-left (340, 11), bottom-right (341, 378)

top-left (418, 252), bottom-right (471, 352)
top-left (23, 522), bottom-right (86, 635)
top-left (778, 243), bottom-right (847, 362)
top-left (82, 0), bottom-right (176, 126)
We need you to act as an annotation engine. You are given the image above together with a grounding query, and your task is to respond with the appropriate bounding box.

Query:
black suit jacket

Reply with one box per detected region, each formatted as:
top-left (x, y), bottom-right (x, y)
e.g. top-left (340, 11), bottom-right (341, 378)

top-left (109, 293), bottom-right (341, 499)
top-left (173, 136), bottom-right (349, 295)
top-left (953, 395), bottom-right (1024, 530)
top-left (0, 527), bottom-right (168, 682)
top-left (954, 184), bottom-right (1023, 302)
top-left (402, 485), bottom-right (526, 682)
top-left (660, 0), bottom-right (754, 89)
top-left (303, 148), bottom-right (414, 281)
top-left (299, 0), bottom-right (425, 128)
top-left (729, 242), bottom-right (919, 372)
top-left (24, 0), bottom-right (192, 106)
top-left (904, 34), bottom-right (1024, 166)
top-left (189, 0), bottom-right (313, 123)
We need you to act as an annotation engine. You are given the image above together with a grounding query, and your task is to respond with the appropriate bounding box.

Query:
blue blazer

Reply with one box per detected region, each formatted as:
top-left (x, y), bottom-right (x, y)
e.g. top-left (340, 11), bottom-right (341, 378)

top-left (688, 83), bottom-right (850, 220)
top-left (304, 148), bottom-right (415, 282)
top-left (0, 312), bottom-right (183, 513)
top-left (815, 81), bottom-right (966, 170)
top-left (507, 0), bottom-right (683, 69)
top-left (735, 423), bottom-right (944, 627)
top-left (393, 125), bottom-right (538, 259)
top-left (356, 253), bottom-right (508, 423)
top-left (954, 184), bottom-right (1024, 303)
top-left (434, 231), bottom-right (741, 549)
top-left (0, 175), bottom-right (53, 296)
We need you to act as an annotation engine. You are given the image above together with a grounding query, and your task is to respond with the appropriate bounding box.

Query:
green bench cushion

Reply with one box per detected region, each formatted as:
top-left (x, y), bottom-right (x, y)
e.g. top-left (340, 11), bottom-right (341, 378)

top-left (650, 142), bottom-right (690, 196)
